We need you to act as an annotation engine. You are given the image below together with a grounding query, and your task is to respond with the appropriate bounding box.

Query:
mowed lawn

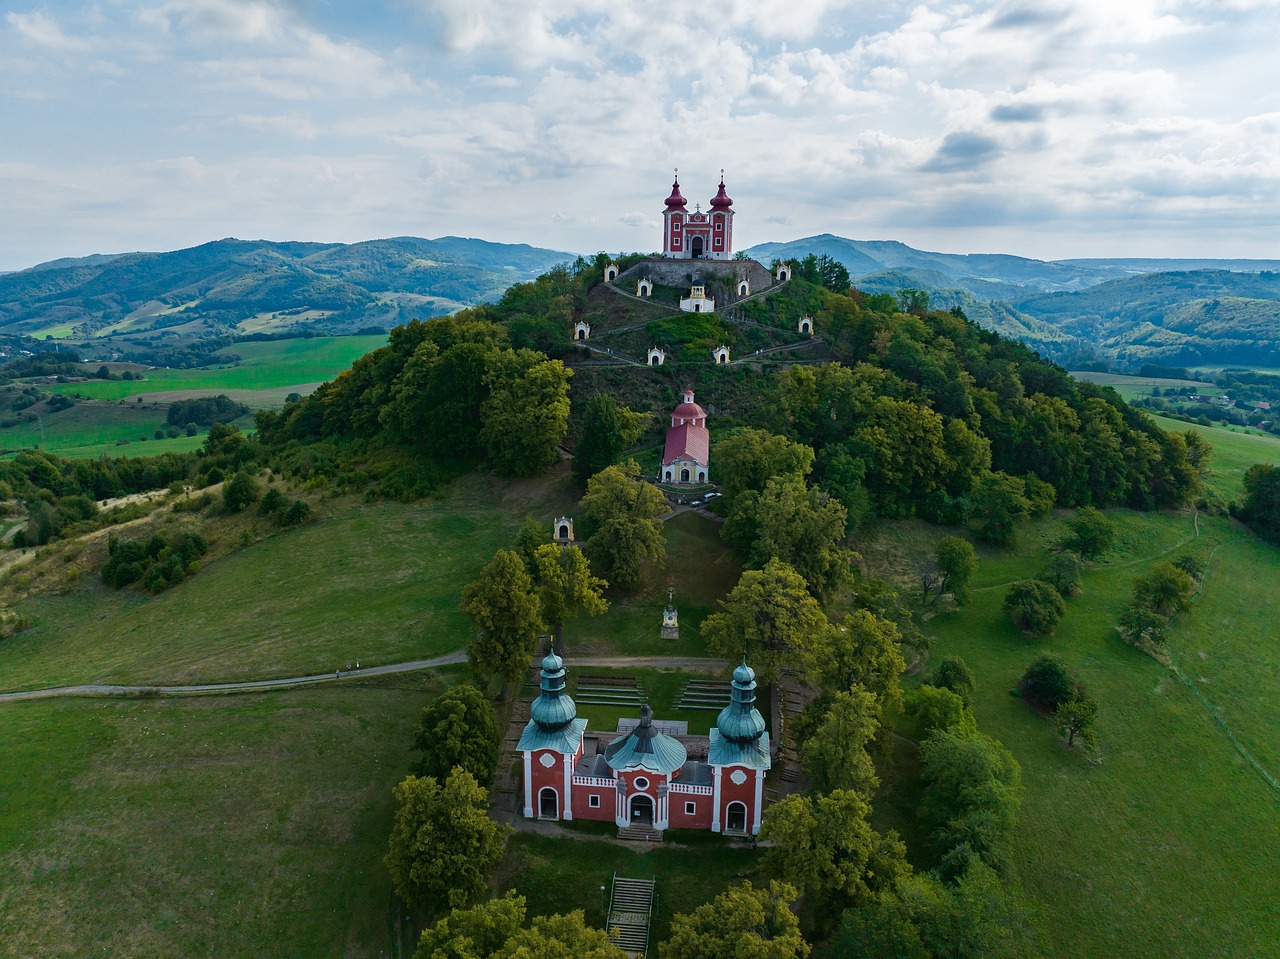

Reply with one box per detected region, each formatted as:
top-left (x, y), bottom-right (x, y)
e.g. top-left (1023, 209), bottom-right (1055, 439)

top-left (0, 680), bottom-right (453, 959)
top-left (0, 473), bottom-right (577, 691)
top-left (44, 335), bottom-right (386, 402)
top-left (917, 510), bottom-right (1280, 959)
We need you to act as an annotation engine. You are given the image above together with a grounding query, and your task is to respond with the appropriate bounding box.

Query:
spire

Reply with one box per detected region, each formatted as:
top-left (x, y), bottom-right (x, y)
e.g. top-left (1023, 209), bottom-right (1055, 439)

top-left (710, 173), bottom-right (733, 210)
top-left (715, 658), bottom-right (766, 745)
top-left (665, 171), bottom-right (687, 211)
top-left (529, 644), bottom-right (577, 731)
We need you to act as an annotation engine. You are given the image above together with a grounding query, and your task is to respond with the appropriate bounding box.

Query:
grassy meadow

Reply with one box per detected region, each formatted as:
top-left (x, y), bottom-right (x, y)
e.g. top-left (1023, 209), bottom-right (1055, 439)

top-left (0, 676), bottom-right (463, 959)
top-left (0, 398), bottom-right (223, 460)
top-left (0, 472), bottom-right (578, 692)
top-left (1149, 412), bottom-right (1280, 500)
top-left (879, 508), bottom-right (1280, 959)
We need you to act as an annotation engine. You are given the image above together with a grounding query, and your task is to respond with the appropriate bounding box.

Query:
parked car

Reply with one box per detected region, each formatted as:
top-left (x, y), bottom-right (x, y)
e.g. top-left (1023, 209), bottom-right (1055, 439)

top-left (688, 497), bottom-right (705, 507)
top-left (703, 491), bottom-right (722, 500)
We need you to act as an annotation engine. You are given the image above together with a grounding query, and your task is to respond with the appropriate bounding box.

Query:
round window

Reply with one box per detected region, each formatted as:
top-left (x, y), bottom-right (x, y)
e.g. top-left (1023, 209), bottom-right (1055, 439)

top-left (633, 776), bottom-right (649, 791)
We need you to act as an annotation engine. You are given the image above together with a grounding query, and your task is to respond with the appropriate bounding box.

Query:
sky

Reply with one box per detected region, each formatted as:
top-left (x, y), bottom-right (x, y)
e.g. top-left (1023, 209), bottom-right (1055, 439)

top-left (2, 0), bottom-right (1279, 272)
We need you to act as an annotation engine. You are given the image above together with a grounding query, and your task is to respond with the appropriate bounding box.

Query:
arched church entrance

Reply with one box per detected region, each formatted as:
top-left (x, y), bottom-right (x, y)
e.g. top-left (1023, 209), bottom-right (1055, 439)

top-left (630, 794), bottom-right (654, 825)
top-left (691, 236), bottom-right (704, 258)
top-left (725, 801), bottom-right (747, 833)
top-left (558, 524), bottom-right (570, 540)
top-left (539, 787), bottom-right (558, 819)
top-left (680, 467), bottom-right (690, 482)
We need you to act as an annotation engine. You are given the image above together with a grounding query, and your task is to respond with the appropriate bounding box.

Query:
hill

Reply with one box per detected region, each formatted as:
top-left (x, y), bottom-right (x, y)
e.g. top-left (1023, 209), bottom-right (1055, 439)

top-left (0, 236), bottom-right (573, 345)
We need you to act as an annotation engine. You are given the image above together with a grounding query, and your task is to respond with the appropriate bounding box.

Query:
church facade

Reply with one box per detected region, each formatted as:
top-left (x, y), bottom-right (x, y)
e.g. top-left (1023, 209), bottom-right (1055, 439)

top-left (660, 389), bottom-right (710, 485)
top-left (662, 174), bottom-right (735, 260)
top-left (518, 650), bottom-right (771, 835)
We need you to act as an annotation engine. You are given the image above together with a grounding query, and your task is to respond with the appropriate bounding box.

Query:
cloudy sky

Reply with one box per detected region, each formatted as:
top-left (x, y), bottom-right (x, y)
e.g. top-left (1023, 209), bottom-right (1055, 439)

top-left (2, 0), bottom-right (1278, 271)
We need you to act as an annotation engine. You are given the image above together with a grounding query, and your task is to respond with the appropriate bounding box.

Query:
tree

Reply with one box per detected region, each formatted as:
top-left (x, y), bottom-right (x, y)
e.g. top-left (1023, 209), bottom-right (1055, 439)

top-left (385, 769), bottom-right (508, 916)
top-left (1117, 603), bottom-right (1170, 648)
top-left (1018, 655), bottom-right (1080, 710)
top-left (579, 459), bottom-right (667, 589)
top-left (1002, 580), bottom-right (1065, 636)
top-left (725, 475), bottom-right (855, 602)
top-left (711, 429), bottom-right (814, 505)
top-left (932, 656), bottom-right (976, 707)
top-left (495, 911), bottom-right (626, 958)
top-left (971, 472), bottom-right (1030, 545)
top-left (701, 559), bottom-right (830, 684)
top-left (1132, 561), bottom-right (1196, 617)
top-left (919, 730), bottom-right (1022, 874)
top-left (415, 892), bottom-right (525, 959)
top-left (761, 789), bottom-right (907, 931)
top-left (1055, 696), bottom-right (1099, 749)
top-left (820, 610), bottom-right (906, 709)
top-left (533, 543), bottom-right (608, 647)
top-left (222, 471), bottom-right (258, 512)
top-left (573, 394), bottom-right (647, 484)
top-left (480, 355), bottom-right (572, 476)
top-left (1063, 506), bottom-right (1118, 560)
top-left (412, 684), bottom-right (501, 787)
top-left (461, 550), bottom-right (544, 686)
top-left (512, 516), bottom-right (552, 572)
top-left (921, 536), bottom-right (977, 606)
top-left (1039, 550), bottom-right (1083, 597)
top-left (661, 881), bottom-right (810, 959)
top-left (799, 686), bottom-right (881, 795)
top-left (905, 685), bottom-right (974, 739)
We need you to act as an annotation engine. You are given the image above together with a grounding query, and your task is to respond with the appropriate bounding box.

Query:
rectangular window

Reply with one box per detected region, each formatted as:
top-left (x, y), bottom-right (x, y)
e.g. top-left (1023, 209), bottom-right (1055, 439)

top-left (589, 794), bottom-right (601, 808)
top-left (684, 802), bottom-right (696, 815)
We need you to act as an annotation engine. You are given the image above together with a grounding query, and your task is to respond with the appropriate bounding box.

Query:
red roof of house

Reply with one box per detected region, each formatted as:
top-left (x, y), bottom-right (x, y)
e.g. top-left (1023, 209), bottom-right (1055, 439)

top-left (663, 422), bottom-right (709, 467)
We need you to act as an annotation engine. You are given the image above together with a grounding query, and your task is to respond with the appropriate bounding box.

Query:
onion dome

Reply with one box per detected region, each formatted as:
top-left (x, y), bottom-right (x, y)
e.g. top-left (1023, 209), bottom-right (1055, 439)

top-left (604, 704), bottom-right (688, 774)
top-left (664, 176), bottom-right (687, 211)
top-left (708, 658), bottom-right (771, 769)
top-left (709, 178), bottom-right (733, 210)
top-left (529, 646), bottom-right (577, 731)
top-left (671, 389), bottom-right (706, 422)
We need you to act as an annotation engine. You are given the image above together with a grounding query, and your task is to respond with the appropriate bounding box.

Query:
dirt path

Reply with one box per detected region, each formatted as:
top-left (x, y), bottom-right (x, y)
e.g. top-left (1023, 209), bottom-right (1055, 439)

top-left (0, 651), bottom-right (469, 704)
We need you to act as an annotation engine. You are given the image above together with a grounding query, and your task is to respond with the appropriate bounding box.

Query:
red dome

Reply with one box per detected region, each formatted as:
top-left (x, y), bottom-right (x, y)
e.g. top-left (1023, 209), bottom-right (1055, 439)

top-left (710, 179), bottom-right (733, 209)
top-left (665, 178), bottom-right (687, 211)
top-left (672, 389), bottom-right (706, 421)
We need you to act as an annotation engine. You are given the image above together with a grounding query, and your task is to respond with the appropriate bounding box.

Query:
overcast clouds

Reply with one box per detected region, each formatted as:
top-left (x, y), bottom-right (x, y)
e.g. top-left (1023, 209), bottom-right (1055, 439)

top-left (1, 0), bottom-right (1278, 271)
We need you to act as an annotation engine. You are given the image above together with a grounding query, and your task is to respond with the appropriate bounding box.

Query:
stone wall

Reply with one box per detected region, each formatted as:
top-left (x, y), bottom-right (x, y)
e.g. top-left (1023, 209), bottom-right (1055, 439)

top-left (614, 257), bottom-right (775, 296)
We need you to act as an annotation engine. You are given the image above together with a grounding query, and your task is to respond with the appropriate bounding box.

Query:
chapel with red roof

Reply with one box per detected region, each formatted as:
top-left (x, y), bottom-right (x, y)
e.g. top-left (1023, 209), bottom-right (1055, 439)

top-left (662, 172), bottom-right (734, 260)
top-left (660, 389), bottom-right (709, 485)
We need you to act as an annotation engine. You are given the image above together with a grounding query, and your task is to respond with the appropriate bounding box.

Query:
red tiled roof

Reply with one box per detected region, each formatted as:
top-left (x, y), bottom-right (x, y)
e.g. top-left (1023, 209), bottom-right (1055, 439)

top-left (663, 422), bottom-right (709, 467)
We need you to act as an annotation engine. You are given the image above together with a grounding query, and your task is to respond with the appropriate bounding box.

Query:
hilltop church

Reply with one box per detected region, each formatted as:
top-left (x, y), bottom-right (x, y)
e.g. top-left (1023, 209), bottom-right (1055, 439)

top-left (661, 172), bottom-right (735, 260)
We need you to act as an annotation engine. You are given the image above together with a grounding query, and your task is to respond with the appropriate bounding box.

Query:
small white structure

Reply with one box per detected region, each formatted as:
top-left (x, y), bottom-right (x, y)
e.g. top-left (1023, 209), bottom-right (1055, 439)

top-left (775, 263), bottom-right (791, 282)
top-left (711, 345), bottom-right (730, 365)
top-left (661, 589), bottom-right (679, 641)
top-left (604, 263), bottom-right (618, 282)
top-left (736, 279), bottom-right (750, 297)
top-left (636, 278), bottom-right (653, 297)
top-left (573, 320), bottom-right (591, 341)
top-left (553, 516), bottom-right (575, 544)
top-left (680, 285), bottom-right (715, 314)
top-left (798, 316), bottom-right (813, 335)
top-left (648, 347), bottom-right (667, 366)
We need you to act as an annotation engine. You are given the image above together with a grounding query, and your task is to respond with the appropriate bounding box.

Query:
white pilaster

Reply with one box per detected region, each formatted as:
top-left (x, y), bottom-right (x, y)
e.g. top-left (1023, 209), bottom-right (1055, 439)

top-left (563, 755), bottom-right (574, 820)
top-left (522, 752), bottom-right (533, 818)
top-left (752, 769), bottom-right (764, 834)
top-left (711, 766), bottom-right (722, 833)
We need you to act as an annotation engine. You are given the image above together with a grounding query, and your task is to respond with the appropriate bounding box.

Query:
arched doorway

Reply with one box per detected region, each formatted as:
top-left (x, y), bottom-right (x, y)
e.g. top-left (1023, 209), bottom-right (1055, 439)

top-left (630, 794), bottom-right (654, 825)
top-left (725, 801), bottom-right (747, 833)
top-left (680, 467), bottom-right (690, 482)
top-left (691, 236), bottom-right (704, 258)
top-left (664, 469), bottom-right (672, 481)
top-left (651, 355), bottom-right (661, 366)
top-left (801, 319), bottom-right (811, 333)
top-left (576, 329), bottom-right (585, 340)
top-left (539, 787), bottom-right (558, 819)
top-left (558, 524), bottom-right (570, 540)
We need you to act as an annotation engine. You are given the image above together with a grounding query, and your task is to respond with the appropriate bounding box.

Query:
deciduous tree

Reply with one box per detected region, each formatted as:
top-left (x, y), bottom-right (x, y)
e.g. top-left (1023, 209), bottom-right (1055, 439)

top-left (1055, 696), bottom-right (1099, 749)
top-left (579, 459), bottom-right (667, 589)
top-left (820, 610), bottom-right (905, 709)
top-left (533, 543), bottom-right (608, 647)
top-left (799, 686), bottom-right (881, 795)
top-left (412, 684), bottom-right (501, 787)
top-left (1063, 506), bottom-right (1118, 560)
top-left (932, 656), bottom-right (976, 707)
top-left (711, 429), bottom-right (814, 505)
top-left (572, 393), bottom-right (647, 484)
top-left (920, 730), bottom-right (1022, 875)
top-left (972, 472), bottom-right (1030, 545)
top-left (461, 550), bottom-right (544, 685)
top-left (1131, 560), bottom-right (1196, 617)
top-left (1002, 580), bottom-right (1065, 636)
top-left (385, 769), bottom-right (508, 916)
top-left (661, 881), bottom-right (810, 959)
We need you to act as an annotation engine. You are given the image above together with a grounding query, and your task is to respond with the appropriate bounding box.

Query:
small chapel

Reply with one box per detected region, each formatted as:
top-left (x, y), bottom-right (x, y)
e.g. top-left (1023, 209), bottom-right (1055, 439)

top-left (660, 389), bottom-right (710, 485)
top-left (518, 650), bottom-right (771, 835)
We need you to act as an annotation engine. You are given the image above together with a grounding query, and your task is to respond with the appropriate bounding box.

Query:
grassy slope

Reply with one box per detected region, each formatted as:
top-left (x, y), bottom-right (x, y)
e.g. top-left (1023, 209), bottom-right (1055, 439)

top-left (901, 510), bottom-right (1280, 959)
top-left (0, 677), bottom-right (457, 959)
top-left (42, 336), bottom-right (386, 402)
top-left (0, 473), bottom-right (577, 691)
top-left (1149, 412), bottom-right (1280, 500)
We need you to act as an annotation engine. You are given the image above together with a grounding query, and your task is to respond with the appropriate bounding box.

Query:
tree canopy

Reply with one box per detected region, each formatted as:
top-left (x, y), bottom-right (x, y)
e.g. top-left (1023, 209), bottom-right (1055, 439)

top-left (412, 684), bottom-right (501, 787)
top-left (579, 459), bottom-right (668, 590)
top-left (572, 393), bottom-right (647, 484)
top-left (461, 549), bottom-right (544, 685)
top-left (533, 543), bottom-right (608, 647)
top-left (661, 881), bottom-right (810, 959)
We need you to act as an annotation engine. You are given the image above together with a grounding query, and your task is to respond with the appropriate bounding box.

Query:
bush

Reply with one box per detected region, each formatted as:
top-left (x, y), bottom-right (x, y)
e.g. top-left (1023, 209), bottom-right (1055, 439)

top-left (1018, 654), bottom-right (1082, 711)
top-left (280, 499), bottom-right (311, 526)
top-left (1003, 580), bottom-right (1066, 636)
top-left (259, 487), bottom-right (285, 516)
top-left (1039, 550), bottom-right (1083, 597)
top-left (932, 655), bottom-right (976, 706)
top-left (223, 472), bottom-right (258, 512)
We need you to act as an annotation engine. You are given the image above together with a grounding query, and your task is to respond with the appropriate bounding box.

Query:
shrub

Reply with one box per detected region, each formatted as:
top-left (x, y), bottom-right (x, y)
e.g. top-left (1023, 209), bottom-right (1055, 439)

top-left (1003, 580), bottom-right (1066, 636)
top-left (1039, 550), bottom-right (1083, 597)
top-left (1018, 655), bottom-right (1082, 711)
top-left (932, 655), bottom-right (976, 706)
top-left (223, 472), bottom-right (258, 512)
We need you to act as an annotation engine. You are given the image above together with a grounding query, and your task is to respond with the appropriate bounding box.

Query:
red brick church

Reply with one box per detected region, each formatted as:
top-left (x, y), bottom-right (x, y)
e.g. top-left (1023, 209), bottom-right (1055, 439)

top-left (518, 649), bottom-right (770, 835)
top-left (662, 172), bottom-right (735, 260)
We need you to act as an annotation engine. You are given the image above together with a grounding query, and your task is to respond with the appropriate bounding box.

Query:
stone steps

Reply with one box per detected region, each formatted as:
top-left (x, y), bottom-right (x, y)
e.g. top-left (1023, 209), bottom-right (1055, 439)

top-left (606, 876), bottom-right (655, 958)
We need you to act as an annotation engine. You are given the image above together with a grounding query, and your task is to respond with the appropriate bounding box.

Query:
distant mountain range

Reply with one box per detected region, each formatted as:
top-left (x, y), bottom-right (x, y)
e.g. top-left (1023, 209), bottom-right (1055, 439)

top-left (742, 235), bottom-right (1280, 367)
top-left (0, 236), bottom-right (573, 345)
top-left (4, 232), bottom-right (1278, 370)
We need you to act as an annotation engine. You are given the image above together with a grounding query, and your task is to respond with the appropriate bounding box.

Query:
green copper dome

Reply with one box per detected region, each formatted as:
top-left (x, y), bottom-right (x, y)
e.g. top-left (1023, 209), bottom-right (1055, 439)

top-left (529, 646), bottom-right (578, 730)
top-left (604, 705), bottom-right (688, 774)
top-left (709, 659), bottom-right (771, 769)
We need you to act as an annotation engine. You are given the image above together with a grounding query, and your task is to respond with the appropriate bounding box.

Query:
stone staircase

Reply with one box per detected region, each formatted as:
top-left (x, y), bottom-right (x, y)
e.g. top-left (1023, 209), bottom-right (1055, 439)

top-left (605, 875), bottom-right (655, 958)
top-left (617, 823), bottom-right (664, 842)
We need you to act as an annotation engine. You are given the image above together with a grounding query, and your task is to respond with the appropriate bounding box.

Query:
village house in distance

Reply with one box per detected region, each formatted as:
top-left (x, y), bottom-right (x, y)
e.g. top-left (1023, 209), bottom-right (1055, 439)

top-left (518, 649), bottom-right (771, 836)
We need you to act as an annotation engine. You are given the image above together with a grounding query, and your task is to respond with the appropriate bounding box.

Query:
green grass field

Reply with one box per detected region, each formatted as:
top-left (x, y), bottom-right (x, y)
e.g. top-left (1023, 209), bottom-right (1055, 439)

top-left (43, 336), bottom-right (386, 403)
top-left (0, 399), bottom-right (227, 460)
top-left (1148, 412), bottom-right (1280, 500)
top-left (0, 677), bottom-right (461, 959)
top-left (901, 510), bottom-right (1280, 959)
top-left (0, 473), bottom-right (577, 692)
top-left (1070, 371), bottom-right (1214, 400)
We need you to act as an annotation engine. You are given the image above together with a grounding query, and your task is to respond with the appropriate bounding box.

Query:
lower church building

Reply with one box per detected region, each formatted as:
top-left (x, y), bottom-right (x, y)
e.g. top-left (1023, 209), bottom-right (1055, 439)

top-left (518, 650), bottom-right (771, 835)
